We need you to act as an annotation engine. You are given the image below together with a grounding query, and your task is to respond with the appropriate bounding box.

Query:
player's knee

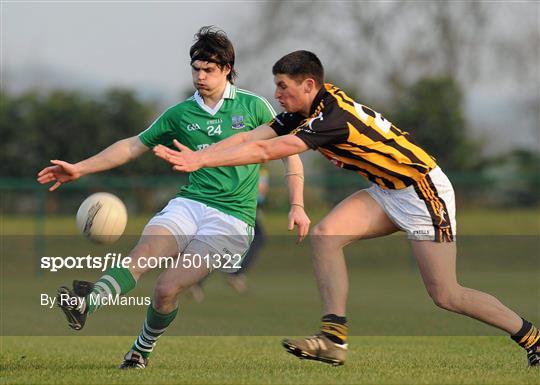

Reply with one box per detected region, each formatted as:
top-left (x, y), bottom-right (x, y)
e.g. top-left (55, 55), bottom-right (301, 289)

top-left (153, 282), bottom-right (181, 309)
top-left (310, 223), bottom-right (341, 246)
top-left (429, 285), bottom-right (463, 312)
top-left (128, 242), bottom-right (154, 278)
top-left (311, 222), bottom-right (333, 238)
top-left (310, 223), bottom-right (347, 250)
top-left (152, 299), bottom-right (178, 315)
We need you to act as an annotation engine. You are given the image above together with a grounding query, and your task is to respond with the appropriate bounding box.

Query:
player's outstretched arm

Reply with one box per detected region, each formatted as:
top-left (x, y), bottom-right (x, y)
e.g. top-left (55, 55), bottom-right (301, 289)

top-left (154, 134), bottom-right (309, 172)
top-left (283, 154), bottom-right (311, 243)
top-left (201, 124), bottom-right (278, 153)
top-left (153, 124), bottom-right (277, 164)
top-left (36, 136), bottom-right (148, 191)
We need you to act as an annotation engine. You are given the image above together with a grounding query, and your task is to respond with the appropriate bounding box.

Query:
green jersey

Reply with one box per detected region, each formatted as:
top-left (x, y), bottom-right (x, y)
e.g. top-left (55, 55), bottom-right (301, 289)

top-left (139, 83), bottom-right (275, 226)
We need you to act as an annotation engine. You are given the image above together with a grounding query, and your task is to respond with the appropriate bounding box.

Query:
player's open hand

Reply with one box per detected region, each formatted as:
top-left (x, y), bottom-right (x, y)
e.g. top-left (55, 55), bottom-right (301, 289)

top-left (153, 139), bottom-right (202, 173)
top-left (288, 205), bottom-right (311, 244)
top-left (36, 160), bottom-right (82, 191)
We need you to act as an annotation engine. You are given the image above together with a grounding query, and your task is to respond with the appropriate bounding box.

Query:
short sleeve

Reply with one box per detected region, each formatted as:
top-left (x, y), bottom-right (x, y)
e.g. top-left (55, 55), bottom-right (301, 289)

top-left (291, 112), bottom-right (349, 150)
top-left (138, 109), bottom-right (175, 148)
top-left (253, 96), bottom-right (276, 126)
top-left (268, 112), bottom-right (306, 136)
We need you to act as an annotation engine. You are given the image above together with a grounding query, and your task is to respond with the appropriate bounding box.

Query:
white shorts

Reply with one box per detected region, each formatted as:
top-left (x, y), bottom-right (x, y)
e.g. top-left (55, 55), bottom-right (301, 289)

top-left (146, 197), bottom-right (254, 271)
top-left (366, 167), bottom-right (456, 242)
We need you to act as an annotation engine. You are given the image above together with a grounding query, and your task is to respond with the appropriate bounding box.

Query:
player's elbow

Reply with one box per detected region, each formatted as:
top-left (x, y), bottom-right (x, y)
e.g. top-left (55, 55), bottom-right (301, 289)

top-left (124, 136), bottom-right (147, 161)
top-left (237, 131), bottom-right (251, 144)
top-left (252, 140), bottom-right (274, 162)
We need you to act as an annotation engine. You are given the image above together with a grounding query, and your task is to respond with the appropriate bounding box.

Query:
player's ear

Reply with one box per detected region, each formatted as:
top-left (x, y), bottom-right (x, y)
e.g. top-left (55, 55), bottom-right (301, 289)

top-left (222, 64), bottom-right (232, 77)
top-left (304, 78), bottom-right (315, 94)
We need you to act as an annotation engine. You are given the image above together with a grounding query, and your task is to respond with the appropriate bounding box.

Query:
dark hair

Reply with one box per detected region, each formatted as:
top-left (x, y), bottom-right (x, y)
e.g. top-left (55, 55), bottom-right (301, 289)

top-left (272, 50), bottom-right (324, 86)
top-left (190, 26), bottom-right (237, 83)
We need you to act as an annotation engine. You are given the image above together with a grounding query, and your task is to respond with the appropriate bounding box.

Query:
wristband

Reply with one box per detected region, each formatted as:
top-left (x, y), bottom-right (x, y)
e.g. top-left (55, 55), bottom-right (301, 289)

top-left (284, 172), bottom-right (304, 180)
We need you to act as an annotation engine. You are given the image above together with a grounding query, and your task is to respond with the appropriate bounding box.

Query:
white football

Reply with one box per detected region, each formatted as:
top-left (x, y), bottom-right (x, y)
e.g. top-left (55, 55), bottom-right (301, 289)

top-left (76, 192), bottom-right (128, 244)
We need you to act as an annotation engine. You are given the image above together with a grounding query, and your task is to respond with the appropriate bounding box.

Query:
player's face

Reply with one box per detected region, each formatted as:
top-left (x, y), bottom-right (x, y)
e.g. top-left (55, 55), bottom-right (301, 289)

top-left (274, 74), bottom-right (312, 115)
top-left (191, 60), bottom-right (230, 96)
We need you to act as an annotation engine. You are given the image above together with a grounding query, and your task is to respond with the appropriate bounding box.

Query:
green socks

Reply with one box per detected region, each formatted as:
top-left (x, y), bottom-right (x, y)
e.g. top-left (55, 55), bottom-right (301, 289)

top-left (132, 304), bottom-right (179, 359)
top-left (86, 267), bottom-right (136, 314)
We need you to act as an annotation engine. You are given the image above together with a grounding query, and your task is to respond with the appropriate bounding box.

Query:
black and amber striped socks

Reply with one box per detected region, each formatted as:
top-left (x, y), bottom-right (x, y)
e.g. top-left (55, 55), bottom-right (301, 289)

top-left (321, 314), bottom-right (348, 345)
top-left (511, 318), bottom-right (540, 351)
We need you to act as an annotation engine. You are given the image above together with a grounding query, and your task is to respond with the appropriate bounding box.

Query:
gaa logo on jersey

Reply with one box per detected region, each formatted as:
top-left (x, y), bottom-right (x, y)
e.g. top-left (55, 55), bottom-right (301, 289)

top-left (187, 123), bottom-right (201, 131)
top-left (231, 115), bottom-right (245, 129)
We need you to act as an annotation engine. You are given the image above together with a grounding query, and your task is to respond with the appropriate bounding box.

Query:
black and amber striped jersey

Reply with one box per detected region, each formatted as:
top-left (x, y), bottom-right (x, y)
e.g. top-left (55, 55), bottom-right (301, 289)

top-left (269, 84), bottom-right (437, 190)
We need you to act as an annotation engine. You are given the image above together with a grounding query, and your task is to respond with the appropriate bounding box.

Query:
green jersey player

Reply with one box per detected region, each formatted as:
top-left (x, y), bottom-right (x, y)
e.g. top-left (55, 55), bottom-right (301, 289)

top-left (36, 27), bottom-right (310, 369)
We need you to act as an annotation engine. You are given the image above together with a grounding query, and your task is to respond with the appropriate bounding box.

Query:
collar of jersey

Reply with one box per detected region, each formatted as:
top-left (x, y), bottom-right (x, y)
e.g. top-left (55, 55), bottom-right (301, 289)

top-left (309, 85), bottom-right (330, 116)
top-left (193, 82), bottom-right (236, 116)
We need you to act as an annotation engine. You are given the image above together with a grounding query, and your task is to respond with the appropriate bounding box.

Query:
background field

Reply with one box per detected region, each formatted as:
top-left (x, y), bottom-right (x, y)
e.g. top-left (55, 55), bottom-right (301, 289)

top-left (2, 336), bottom-right (539, 385)
top-left (3, 2), bottom-right (539, 383)
top-left (1, 210), bottom-right (539, 384)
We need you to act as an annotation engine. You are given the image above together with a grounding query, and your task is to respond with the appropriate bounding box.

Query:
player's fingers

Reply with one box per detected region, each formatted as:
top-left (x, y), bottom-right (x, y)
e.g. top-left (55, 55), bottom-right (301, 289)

top-left (37, 165), bottom-right (59, 177)
top-left (288, 217), bottom-right (294, 231)
top-left (51, 160), bottom-right (76, 175)
top-left (172, 165), bottom-right (186, 172)
top-left (37, 173), bottom-right (48, 182)
top-left (294, 219), bottom-right (308, 243)
top-left (154, 144), bottom-right (171, 153)
top-left (37, 167), bottom-right (52, 177)
top-left (153, 148), bottom-right (171, 161)
top-left (154, 150), bottom-right (167, 160)
top-left (172, 139), bottom-right (182, 150)
top-left (168, 151), bottom-right (184, 160)
top-left (153, 145), bottom-right (167, 157)
top-left (164, 148), bottom-right (180, 158)
top-left (37, 174), bottom-right (53, 184)
top-left (50, 160), bottom-right (69, 168)
top-left (299, 222), bottom-right (310, 242)
top-left (164, 153), bottom-right (183, 165)
top-left (160, 145), bottom-right (180, 156)
top-left (173, 139), bottom-right (190, 152)
top-left (155, 146), bottom-right (183, 164)
top-left (49, 181), bottom-right (62, 191)
top-left (303, 221), bottom-right (311, 238)
top-left (297, 225), bottom-right (305, 243)
top-left (43, 173), bottom-right (58, 183)
top-left (295, 222), bottom-right (304, 244)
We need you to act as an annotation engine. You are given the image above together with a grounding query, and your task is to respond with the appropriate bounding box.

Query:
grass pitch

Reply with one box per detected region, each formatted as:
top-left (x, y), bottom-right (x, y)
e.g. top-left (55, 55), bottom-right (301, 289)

top-left (1, 336), bottom-right (539, 384)
top-left (1, 208), bottom-right (539, 384)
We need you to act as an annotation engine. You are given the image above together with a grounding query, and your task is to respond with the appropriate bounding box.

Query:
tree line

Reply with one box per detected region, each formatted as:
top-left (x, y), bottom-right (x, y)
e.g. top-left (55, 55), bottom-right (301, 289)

top-left (1, 89), bottom-right (170, 177)
top-left (1, 77), bottom-right (537, 207)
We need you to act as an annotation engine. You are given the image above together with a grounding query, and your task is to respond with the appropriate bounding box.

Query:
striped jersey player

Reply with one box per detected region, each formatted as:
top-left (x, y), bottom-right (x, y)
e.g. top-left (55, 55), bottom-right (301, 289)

top-left (155, 50), bottom-right (540, 368)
